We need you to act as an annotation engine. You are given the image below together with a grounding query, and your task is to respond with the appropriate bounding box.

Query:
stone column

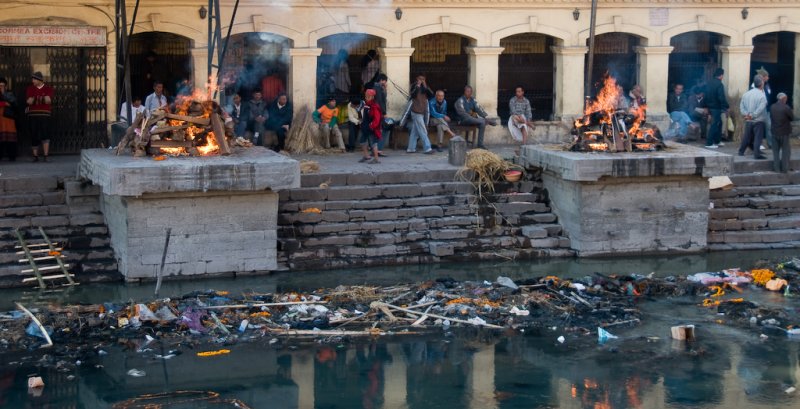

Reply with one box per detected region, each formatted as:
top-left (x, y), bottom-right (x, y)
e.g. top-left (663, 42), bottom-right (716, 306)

top-left (378, 47), bottom-right (414, 118)
top-left (466, 46), bottom-right (504, 117)
top-left (794, 34), bottom-right (800, 117)
top-left (291, 352), bottom-right (315, 409)
top-left (190, 47), bottom-right (209, 94)
top-left (469, 346), bottom-right (497, 409)
top-left (107, 47), bottom-right (118, 122)
top-left (634, 46), bottom-right (674, 114)
top-left (289, 47), bottom-right (323, 115)
top-left (551, 46), bottom-right (588, 119)
top-left (717, 45), bottom-right (754, 100)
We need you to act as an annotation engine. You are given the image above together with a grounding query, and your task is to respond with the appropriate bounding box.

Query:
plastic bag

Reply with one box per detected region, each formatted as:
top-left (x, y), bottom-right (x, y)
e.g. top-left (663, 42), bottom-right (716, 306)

top-left (727, 116), bottom-right (735, 132)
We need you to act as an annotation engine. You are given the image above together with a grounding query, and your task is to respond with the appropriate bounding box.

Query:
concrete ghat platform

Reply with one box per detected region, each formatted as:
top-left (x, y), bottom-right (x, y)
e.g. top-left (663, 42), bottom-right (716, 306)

top-left (521, 143), bottom-right (734, 256)
top-left (78, 148), bottom-right (300, 280)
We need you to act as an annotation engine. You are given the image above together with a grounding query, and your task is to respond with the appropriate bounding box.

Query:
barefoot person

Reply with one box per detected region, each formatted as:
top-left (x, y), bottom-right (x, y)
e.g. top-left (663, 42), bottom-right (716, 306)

top-left (508, 86), bottom-right (534, 144)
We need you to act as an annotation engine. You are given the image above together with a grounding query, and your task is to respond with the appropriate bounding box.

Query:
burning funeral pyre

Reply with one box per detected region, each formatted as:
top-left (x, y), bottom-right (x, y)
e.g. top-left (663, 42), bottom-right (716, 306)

top-left (570, 77), bottom-right (665, 153)
top-left (115, 90), bottom-right (235, 158)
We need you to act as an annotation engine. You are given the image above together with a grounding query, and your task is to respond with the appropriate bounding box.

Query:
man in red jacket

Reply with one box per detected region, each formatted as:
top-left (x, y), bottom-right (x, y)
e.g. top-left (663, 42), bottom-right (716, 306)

top-left (359, 89), bottom-right (382, 164)
top-left (26, 71), bottom-right (54, 162)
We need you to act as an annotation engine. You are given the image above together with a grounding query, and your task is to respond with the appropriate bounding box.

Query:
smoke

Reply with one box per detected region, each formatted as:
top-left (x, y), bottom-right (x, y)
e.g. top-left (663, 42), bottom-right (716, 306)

top-left (220, 32), bottom-right (291, 101)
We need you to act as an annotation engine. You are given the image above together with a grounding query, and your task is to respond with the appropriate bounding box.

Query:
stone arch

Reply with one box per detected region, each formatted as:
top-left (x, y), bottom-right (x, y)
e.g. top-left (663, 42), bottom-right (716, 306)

top-left (496, 32), bottom-right (560, 120)
top-left (227, 22), bottom-right (300, 48)
top-left (662, 20), bottom-right (738, 46)
top-left (744, 21), bottom-right (800, 44)
top-left (128, 32), bottom-right (194, 99)
top-left (309, 23), bottom-right (391, 47)
top-left (132, 21), bottom-right (203, 46)
top-left (401, 24), bottom-right (484, 47)
top-left (491, 20), bottom-right (571, 46)
top-left (579, 22), bottom-right (656, 46)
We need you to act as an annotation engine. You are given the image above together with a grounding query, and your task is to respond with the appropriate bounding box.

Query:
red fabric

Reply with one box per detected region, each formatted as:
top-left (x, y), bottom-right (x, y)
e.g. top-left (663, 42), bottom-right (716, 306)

top-left (26, 84), bottom-right (53, 116)
top-left (365, 99), bottom-right (382, 139)
top-left (260, 75), bottom-right (285, 104)
top-left (0, 100), bottom-right (17, 142)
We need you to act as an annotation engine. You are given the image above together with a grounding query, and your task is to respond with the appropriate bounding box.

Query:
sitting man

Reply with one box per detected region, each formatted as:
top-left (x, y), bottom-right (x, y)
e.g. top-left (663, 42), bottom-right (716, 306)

top-left (687, 86), bottom-right (709, 142)
top-left (266, 93), bottom-right (292, 152)
top-left (454, 85), bottom-right (496, 149)
top-left (313, 96), bottom-right (345, 151)
top-left (247, 89), bottom-right (268, 146)
top-left (666, 83), bottom-right (692, 141)
top-left (225, 93), bottom-right (247, 138)
top-left (428, 89), bottom-right (456, 152)
top-left (508, 86), bottom-right (534, 144)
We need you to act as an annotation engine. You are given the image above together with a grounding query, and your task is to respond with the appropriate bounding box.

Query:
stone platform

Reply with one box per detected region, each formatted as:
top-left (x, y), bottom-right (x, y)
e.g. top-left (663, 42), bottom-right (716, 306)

top-left (521, 143), bottom-right (733, 256)
top-left (78, 148), bottom-right (299, 280)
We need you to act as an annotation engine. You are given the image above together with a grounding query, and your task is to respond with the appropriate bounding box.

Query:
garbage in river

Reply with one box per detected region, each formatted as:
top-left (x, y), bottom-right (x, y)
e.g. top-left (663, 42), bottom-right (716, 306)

top-left (1, 261), bottom-right (800, 373)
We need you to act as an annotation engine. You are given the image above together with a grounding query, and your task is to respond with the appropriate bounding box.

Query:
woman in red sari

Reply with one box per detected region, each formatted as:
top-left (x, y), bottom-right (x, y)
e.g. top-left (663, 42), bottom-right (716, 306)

top-left (0, 77), bottom-right (17, 161)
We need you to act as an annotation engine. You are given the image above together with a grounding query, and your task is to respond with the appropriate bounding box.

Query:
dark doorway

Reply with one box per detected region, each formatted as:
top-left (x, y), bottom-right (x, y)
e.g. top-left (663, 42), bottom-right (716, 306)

top-left (498, 33), bottom-right (555, 121)
top-left (0, 46), bottom-right (107, 154)
top-left (221, 33), bottom-right (291, 105)
top-left (316, 33), bottom-right (384, 109)
top-left (668, 31), bottom-right (723, 93)
top-left (586, 33), bottom-right (641, 96)
top-left (128, 32), bottom-right (192, 105)
top-left (410, 33), bottom-right (471, 117)
top-left (751, 32), bottom-right (796, 106)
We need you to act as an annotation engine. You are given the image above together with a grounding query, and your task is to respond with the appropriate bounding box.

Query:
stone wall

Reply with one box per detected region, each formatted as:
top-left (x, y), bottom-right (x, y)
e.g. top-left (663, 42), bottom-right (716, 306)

top-left (276, 168), bottom-right (573, 270)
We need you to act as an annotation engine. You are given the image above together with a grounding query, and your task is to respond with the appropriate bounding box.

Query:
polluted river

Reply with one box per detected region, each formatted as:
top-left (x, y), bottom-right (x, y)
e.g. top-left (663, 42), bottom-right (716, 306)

top-left (1, 249), bottom-right (799, 408)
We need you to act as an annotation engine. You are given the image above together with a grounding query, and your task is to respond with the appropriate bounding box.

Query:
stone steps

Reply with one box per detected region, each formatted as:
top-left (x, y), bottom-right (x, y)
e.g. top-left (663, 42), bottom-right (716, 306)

top-left (277, 169), bottom-right (572, 270)
top-left (708, 167), bottom-right (800, 250)
top-left (0, 176), bottom-right (117, 285)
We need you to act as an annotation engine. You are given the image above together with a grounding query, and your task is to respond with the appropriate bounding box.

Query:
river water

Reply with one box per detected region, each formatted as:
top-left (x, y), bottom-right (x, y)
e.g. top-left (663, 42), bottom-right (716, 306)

top-left (1, 249), bottom-right (799, 408)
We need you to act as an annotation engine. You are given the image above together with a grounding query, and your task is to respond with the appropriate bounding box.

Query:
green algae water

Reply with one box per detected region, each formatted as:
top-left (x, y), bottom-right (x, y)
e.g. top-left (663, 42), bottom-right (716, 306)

top-left (1, 249), bottom-right (799, 408)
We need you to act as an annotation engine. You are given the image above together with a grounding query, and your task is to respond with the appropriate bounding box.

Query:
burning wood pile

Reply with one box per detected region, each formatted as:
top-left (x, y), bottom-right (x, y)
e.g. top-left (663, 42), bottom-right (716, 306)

top-left (570, 77), bottom-right (664, 153)
top-left (116, 91), bottom-right (234, 158)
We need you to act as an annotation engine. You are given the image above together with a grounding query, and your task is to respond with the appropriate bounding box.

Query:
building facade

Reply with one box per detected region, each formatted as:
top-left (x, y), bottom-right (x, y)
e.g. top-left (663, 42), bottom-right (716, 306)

top-left (1, 0), bottom-right (799, 151)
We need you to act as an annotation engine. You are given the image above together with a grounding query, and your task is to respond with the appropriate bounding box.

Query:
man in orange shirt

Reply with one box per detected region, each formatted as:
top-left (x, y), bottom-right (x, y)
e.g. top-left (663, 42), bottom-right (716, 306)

top-left (313, 96), bottom-right (345, 151)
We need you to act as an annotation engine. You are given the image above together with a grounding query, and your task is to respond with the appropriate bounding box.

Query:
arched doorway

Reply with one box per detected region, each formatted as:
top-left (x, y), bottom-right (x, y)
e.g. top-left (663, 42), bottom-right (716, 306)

top-left (409, 33), bottom-right (472, 116)
top-left (498, 33), bottom-right (556, 121)
top-left (586, 33), bottom-right (641, 96)
top-left (316, 33), bottom-right (384, 107)
top-left (668, 31), bottom-right (724, 93)
top-left (751, 32), bottom-right (796, 106)
top-left (221, 32), bottom-right (291, 104)
top-left (128, 32), bottom-right (192, 103)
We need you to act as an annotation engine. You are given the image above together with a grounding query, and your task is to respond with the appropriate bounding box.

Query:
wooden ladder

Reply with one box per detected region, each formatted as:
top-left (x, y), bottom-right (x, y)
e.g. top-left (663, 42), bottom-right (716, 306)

top-left (15, 227), bottom-right (77, 289)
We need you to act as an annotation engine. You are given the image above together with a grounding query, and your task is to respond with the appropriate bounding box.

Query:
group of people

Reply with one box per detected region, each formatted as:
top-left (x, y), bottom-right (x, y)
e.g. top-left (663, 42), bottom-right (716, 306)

top-left (0, 71), bottom-right (54, 162)
top-left (225, 90), bottom-right (292, 152)
top-left (666, 66), bottom-right (794, 173)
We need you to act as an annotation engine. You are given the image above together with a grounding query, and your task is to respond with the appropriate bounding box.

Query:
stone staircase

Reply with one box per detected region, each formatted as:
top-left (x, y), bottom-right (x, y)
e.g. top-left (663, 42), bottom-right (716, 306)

top-left (276, 168), bottom-right (573, 270)
top-left (0, 175), bottom-right (118, 287)
top-left (708, 157), bottom-right (800, 250)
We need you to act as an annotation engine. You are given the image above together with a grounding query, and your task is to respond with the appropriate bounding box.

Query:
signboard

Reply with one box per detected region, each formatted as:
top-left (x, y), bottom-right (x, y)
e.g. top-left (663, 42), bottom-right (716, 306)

top-left (649, 8), bottom-right (669, 27)
top-left (0, 26), bottom-right (106, 47)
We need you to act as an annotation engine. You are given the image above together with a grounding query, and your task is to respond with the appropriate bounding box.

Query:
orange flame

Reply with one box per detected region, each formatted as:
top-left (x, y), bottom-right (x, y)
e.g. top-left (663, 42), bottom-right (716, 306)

top-left (197, 133), bottom-right (220, 155)
top-left (587, 143), bottom-right (609, 151)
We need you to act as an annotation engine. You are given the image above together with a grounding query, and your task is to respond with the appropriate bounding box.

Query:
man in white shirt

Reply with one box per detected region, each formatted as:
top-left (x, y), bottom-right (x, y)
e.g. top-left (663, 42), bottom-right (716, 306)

top-left (119, 97), bottom-right (146, 124)
top-left (144, 81), bottom-right (168, 115)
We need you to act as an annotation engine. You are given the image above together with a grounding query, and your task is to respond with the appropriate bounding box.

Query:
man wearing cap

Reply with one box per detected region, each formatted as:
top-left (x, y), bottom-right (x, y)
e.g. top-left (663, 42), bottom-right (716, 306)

top-left (26, 72), bottom-right (54, 162)
top-left (770, 92), bottom-right (794, 173)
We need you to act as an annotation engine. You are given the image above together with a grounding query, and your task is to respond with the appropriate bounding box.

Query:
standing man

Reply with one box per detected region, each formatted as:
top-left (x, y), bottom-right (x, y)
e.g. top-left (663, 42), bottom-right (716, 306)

top-left (402, 75), bottom-right (434, 154)
top-left (455, 85), bottom-right (496, 149)
top-left (266, 93), bottom-right (292, 152)
top-left (144, 81), bottom-right (168, 115)
top-left (704, 68), bottom-right (729, 149)
top-left (770, 92), bottom-right (794, 173)
top-left (247, 89), bottom-right (268, 146)
top-left (754, 67), bottom-right (772, 150)
top-left (26, 71), bottom-right (54, 162)
top-left (428, 90), bottom-right (456, 152)
top-left (225, 93), bottom-right (247, 138)
top-left (737, 75), bottom-right (768, 159)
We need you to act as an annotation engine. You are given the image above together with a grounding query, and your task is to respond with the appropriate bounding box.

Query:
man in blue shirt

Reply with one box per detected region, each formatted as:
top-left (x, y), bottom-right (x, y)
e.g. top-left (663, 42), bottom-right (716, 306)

top-left (428, 90), bottom-right (456, 152)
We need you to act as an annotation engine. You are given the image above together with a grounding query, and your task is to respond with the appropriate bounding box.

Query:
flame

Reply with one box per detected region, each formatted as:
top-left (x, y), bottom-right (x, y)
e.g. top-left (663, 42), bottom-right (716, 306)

top-left (584, 75), bottom-right (621, 120)
top-left (588, 143), bottom-right (609, 151)
top-left (197, 132), bottom-right (220, 155)
top-left (160, 147), bottom-right (188, 155)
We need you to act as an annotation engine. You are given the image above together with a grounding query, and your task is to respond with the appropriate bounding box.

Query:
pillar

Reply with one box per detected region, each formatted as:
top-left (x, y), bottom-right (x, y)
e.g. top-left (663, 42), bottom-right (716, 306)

top-left (717, 45), bottom-right (754, 100)
top-left (634, 46), bottom-right (674, 114)
top-left (190, 47), bottom-right (209, 95)
top-left (289, 47), bottom-right (323, 116)
top-left (383, 344), bottom-right (407, 407)
top-left (290, 352), bottom-right (315, 409)
top-left (469, 346), bottom-right (497, 409)
top-left (466, 46), bottom-right (504, 117)
top-left (378, 47), bottom-right (414, 118)
top-left (107, 47), bottom-right (118, 122)
top-left (551, 46), bottom-right (588, 119)
top-left (794, 34), bottom-right (800, 117)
